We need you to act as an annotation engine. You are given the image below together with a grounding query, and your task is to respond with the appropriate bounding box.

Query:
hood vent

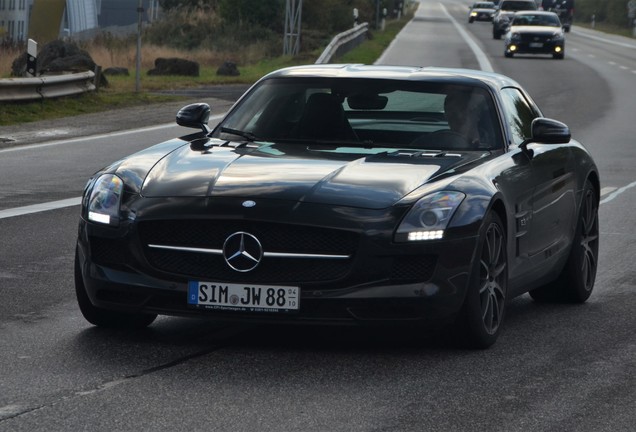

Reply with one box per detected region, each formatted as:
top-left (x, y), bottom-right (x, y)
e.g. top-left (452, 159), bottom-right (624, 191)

top-left (387, 150), bottom-right (462, 158)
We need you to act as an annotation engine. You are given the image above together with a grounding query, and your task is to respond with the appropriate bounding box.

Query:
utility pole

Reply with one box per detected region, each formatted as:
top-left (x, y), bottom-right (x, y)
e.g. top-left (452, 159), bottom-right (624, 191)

top-left (283, 0), bottom-right (302, 56)
top-left (135, 0), bottom-right (143, 93)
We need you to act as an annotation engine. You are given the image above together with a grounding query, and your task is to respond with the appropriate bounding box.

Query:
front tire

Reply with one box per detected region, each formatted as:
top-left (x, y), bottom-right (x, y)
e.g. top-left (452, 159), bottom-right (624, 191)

top-left (75, 249), bottom-right (157, 328)
top-left (455, 212), bottom-right (507, 349)
top-left (530, 179), bottom-right (599, 303)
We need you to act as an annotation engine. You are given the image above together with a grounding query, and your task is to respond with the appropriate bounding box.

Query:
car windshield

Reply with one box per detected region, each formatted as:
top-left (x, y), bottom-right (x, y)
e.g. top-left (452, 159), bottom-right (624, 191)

top-left (513, 13), bottom-right (561, 26)
top-left (502, 1), bottom-right (537, 11)
top-left (474, 2), bottom-right (495, 8)
top-left (214, 77), bottom-right (503, 151)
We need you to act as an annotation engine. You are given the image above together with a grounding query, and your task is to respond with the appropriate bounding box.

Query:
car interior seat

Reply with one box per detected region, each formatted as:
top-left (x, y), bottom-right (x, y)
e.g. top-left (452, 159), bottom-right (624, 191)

top-left (297, 93), bottom-right (358, 141)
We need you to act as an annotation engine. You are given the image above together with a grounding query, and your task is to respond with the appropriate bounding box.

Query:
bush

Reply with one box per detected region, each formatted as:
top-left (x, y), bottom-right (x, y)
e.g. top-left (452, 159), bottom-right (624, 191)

top-left (575, 0), bottom-right (634, 27)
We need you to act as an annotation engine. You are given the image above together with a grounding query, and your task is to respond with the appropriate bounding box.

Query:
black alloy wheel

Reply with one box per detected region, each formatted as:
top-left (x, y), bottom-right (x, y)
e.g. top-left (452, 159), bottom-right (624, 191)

top-left (455, 212), bottom-right (507, 348)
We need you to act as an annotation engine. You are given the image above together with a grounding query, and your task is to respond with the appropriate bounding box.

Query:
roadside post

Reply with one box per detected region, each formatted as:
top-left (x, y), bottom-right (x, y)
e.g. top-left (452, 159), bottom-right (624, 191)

top-left (628, 0), bottom-right (636, 29)
top-left (353, 8), bottom-right (359, 27)
top-left (26, 39), bottom-right (37, 77)
top-left (135, 0), bottom-right (143, 93)
top-left (381, 8), bottom-right (387, 31)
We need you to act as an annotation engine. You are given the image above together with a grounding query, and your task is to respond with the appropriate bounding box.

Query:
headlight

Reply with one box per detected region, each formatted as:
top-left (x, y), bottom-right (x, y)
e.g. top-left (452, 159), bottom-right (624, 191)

top-left (87, 174), bottom-right (123, 226)
top-left (551, 32), bottom-right (564, 40)
top-left (395, 191), bottom-right (465, 242)
top-left (471, 11), bottom-right (478, 17)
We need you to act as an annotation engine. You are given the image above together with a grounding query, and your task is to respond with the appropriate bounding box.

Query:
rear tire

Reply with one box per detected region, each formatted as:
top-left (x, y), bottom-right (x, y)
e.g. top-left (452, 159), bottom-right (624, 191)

top-left (75, 249), bottom-right (157, 329)
top-left (529, 180), bottom-right (599, 303)
top-left (455, 212), bottom-right (507, 349)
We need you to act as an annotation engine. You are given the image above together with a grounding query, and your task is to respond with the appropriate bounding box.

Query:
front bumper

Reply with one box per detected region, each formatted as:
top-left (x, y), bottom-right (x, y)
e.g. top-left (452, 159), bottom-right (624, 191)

top-left (505, 40), bottom-right (564, 55)
top-left (76, 197), bottom-right (480, 326)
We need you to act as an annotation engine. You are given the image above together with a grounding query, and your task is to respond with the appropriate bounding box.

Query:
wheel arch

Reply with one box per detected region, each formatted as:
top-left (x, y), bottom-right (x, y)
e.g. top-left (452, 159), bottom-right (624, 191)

top-left (488, 197), bottom-right (508, 236)
top-left (586, 170), bottom-right (600, 203)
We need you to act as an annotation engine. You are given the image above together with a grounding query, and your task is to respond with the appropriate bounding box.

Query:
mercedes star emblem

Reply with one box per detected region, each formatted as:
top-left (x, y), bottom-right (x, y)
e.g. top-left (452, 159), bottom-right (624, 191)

top-left (223, 232), bottom-right (263, 272)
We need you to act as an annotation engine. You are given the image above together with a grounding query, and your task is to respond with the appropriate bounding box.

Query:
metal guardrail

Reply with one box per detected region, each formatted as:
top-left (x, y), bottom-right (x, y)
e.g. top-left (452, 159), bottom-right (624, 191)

top-left (315, 23), bottom-right (369, 64)
top-left (0, 24), bottom-right (364, 102)
top-left (0, 71), bottom-right (96, 102)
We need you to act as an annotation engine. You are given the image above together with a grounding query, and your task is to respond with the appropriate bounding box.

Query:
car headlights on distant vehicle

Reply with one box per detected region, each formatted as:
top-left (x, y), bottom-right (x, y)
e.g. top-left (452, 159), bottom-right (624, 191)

top-left (492, 0), bottom-right (539, 39)
top-left (75, 64), bottom-right (599, 349)
top-left (468, 1), bottom-right (497, 23)
top-left (504, 11), bottom-right (565, 59)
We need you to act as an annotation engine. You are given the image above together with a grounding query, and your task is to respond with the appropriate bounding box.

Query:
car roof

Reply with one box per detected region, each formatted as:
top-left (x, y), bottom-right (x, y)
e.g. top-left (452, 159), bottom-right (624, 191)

top-left (514, 10), bottom-right (559, 16)
top-left (261, 64), bottom-right (521, 92)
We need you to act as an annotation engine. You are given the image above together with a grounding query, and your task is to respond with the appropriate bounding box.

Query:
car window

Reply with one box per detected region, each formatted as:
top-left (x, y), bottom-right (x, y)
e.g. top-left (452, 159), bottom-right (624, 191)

top-left (500, 1), bottom-right (537, 11)
top-left (513, 13), bottom-right (561, 26)
top-left (500, 88), bottom-right (538, 145)
top-left (216, 78), bottom-right (504, 151)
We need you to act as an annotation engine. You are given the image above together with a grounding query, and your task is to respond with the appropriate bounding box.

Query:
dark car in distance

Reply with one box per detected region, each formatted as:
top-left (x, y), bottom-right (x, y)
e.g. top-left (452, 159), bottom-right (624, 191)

top-left (469, 1), bottom-right (497, 23)
top-left (75, 64), bottom-right (599, 348)
top-left (540, 0), bottom-right (574, 32)
top-left (504, 11), bottom-right (565, 59)
top-left (493, 0), bottom-right (539, 39)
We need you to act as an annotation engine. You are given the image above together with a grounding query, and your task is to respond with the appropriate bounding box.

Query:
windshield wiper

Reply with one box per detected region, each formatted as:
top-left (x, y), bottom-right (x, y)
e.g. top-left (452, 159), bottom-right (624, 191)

top-left (272, 137), bottom-right (375, 147)
top-left (220, 127), bottom-right (260, 142)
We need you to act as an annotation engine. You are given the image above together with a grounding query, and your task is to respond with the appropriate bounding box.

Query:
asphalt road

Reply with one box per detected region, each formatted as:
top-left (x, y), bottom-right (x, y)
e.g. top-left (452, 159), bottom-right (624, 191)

top-left (1, 1), bottom-right (635, 431)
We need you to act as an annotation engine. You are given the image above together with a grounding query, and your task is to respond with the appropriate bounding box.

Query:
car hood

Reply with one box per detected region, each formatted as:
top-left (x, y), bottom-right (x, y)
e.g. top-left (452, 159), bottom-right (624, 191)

top-left (137, 140), bottom-right (482, 209)
top-left (511, 25), bottom-right (562, 35)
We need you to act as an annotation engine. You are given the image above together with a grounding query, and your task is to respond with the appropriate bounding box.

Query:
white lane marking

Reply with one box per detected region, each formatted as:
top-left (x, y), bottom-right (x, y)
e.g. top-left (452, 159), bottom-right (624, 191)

top-left (1, 182), bottom-right (631, 221)
top-left (572, 28), bottom-right (636, 50)
top-left (0, 114), bottom-right (225, 154)
top-left (600, 181), bottom-right (636, 205)
top-left (439, 3), bottom-right (494, 72)
top-left (0, 197), bottom-right (82, 220)
top-left (600, 187), bottom-right (617, 196)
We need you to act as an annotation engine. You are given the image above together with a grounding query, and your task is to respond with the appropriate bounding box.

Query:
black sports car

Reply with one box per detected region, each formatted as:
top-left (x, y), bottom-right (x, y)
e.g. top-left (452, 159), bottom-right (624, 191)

top-left (492, 0), bottom-right (539, 39)
top-left (75, 65), bottom-right (599, 348)
top-left (504, 11), bottom-right (566, 59)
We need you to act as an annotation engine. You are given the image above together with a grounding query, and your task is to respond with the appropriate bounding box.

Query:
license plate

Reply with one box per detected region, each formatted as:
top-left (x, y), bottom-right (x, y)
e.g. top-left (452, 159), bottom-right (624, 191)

top-left (529, 42), bottom-right (544, 48)
top-left (188, 281), bottom-right (300, 312)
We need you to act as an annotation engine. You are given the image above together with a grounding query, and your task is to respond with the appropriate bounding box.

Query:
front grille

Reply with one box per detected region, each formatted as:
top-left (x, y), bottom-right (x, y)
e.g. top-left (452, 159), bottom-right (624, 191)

top-left (138, 220), bottom-right (357, 254)
top-left (138, 220), bottom-right (359, 283)
top-left (520, 34), bottom-right (550, 43)
top-left (145, 249), bottom-right (351, 283)
top-left (391, 255), bottom-right (436, 282)
top-left (90, 238), bottom-right (130, 268)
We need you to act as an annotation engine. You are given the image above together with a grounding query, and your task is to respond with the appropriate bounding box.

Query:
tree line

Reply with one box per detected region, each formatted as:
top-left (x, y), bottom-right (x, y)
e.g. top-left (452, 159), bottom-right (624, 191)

top-left (573, 0), bottom-right (636, 28)
top-left (147, 0), bottom-right (405, 52)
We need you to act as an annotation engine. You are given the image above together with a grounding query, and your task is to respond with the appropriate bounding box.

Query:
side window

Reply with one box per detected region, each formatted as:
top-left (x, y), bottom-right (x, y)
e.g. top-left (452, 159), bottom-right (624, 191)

top-left (500, 88), bottom-right (538, 146)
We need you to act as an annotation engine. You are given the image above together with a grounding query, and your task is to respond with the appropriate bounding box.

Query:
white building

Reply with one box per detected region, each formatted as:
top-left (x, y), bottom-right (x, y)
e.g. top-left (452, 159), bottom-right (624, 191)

top-left (0, 0), bottom-right (158, 44)
top-left (0, 0), bottom-right (33, 43)
top-left (63, 0), bottom-right (99, 36)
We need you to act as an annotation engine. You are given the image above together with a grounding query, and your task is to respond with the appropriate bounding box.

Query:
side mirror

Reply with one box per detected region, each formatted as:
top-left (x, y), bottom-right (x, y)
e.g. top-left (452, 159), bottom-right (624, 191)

top-left (176, 103), bottom-right (211, 134)
top-left (522, 117), bottom-right (571, 146)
